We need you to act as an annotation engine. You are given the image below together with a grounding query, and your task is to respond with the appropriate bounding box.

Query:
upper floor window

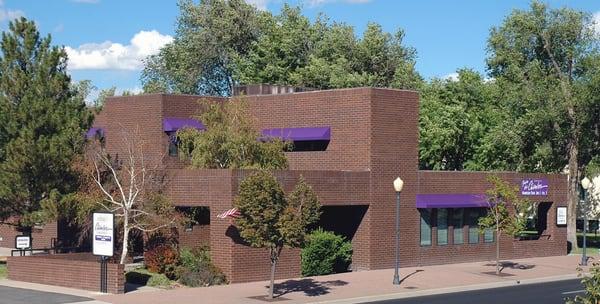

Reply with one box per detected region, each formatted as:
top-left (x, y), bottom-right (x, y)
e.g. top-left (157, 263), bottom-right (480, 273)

top-left (85, 127), bottom-right (105, 145)
top-left (261, 127), bottom-right (331, 152)
top-left (163, 117), bottom-right (205, 157)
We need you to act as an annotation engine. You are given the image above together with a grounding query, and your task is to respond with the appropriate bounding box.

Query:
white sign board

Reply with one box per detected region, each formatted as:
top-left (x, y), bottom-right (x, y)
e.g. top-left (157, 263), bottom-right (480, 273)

top-left (93, 212), bottom-right (114, 257)
top-left (15, 235), bottom-right (31, 249)
top-left (556, 207), bottom-right (567, 226)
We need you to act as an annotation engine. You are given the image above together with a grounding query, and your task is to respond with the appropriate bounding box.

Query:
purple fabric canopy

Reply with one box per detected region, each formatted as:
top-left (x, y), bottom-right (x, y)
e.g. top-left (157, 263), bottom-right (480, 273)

top-left (261, 127), bottom-right (331, 141)
top-left (416, 194), bottom-right (490, 209)
top-left (85, 127), bottom-right (104, 139)
top-left (163, 117), bottom-right (205, 132)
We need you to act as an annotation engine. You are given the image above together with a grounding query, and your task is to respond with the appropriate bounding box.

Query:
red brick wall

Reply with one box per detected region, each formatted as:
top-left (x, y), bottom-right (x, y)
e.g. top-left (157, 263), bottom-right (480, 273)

top-left (7, 253), bottom-right (125, 294)
top-left (178, 224), bottom-right (210, 249)
top-left (0, 222), bottom-right (57, 249)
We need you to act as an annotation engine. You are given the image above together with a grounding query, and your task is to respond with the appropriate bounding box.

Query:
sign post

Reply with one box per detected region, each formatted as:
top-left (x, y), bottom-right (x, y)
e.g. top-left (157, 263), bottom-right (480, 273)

top-left (92, 212), bottom-right (114, 293)
top-left (15, 235), bottom-right (31, 256)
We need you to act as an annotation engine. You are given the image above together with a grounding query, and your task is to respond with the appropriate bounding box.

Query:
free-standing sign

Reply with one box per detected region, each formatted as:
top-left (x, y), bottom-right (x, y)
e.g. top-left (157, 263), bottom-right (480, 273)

top-left (93, 212), bottom-right (114, 257)
top-left (521, 179), bottom-right (549, 196)
top-left (556, 206), bottom-right (567, 226)
top-left (15, 235), bottom-right (31, 249)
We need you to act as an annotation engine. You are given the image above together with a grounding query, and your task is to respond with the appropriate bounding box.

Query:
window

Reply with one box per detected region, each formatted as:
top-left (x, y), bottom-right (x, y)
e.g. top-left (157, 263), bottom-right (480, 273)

top-left (484, 229), bottom-right (494, 243)
top-left (167, 132), bottom-right (178, 156)
top-left (420, 209), bottom-right (432, 246)
top-left (451, 208), bottom-right (464, 244)
top-left (437, 209), bottom-right (448, 245)
top-left (290, 140), bottom-right (329, 152)
top-left (467, 209), bottom-right (481, 244)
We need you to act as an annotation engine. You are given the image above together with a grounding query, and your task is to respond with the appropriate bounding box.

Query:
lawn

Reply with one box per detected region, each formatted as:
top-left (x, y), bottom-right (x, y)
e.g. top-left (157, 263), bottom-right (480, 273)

top-left (0, 262), bottom-right (6, 279)
top-left (571, 233), bottom-right (600, 254)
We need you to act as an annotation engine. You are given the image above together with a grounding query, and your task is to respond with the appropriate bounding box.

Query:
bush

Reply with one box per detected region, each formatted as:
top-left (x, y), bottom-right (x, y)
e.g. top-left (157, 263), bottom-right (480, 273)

top-left (176, 247), bottom-right (227, 287)
top-left (147, 273), bottom-right (171, 288)
top-left (301, 229), bottom-right (352, 277)
top-left (144, 245), bottom-right (180, 279)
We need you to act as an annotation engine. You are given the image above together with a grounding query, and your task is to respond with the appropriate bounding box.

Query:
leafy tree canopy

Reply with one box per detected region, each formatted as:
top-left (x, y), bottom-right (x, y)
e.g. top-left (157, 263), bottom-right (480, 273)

top-left (0, 18), bottom-right (92, 226)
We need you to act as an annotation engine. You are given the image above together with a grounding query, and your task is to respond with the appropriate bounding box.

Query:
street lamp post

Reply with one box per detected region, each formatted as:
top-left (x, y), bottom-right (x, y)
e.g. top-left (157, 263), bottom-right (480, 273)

top-left (581, 177), bottom-right (591, 266)
top-left (393, 177), bottom-right (404, 285)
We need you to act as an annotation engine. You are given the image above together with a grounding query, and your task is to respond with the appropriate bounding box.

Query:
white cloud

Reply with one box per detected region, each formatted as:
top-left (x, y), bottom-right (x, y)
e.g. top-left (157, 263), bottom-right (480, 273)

top-left (443, 72), bottom-right (459, 82)
top-left (245, 0), bottom-right (269, 10)
top-left (593, 12), bottom-right (600, 36)
top-left (0, 1), bottom-right (24, 23)
top-left (65, 30), bottom-right (173, 70)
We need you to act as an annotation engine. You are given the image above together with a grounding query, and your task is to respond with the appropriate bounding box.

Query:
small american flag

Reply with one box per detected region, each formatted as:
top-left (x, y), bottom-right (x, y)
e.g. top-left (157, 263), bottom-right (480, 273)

top-left (217, 208), bottom-right (241, 219)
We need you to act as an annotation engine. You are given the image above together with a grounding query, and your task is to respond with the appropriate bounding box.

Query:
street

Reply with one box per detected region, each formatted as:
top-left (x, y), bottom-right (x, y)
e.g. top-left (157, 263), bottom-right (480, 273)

top-left (0, 286), bottom-right (94, 304)
top-left (368, 279), bottom-right (585, 304)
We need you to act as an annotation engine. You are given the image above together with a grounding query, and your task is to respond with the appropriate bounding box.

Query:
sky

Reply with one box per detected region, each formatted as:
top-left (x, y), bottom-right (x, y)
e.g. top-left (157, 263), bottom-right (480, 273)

top-left (2, 0), bottom-right (600, 96)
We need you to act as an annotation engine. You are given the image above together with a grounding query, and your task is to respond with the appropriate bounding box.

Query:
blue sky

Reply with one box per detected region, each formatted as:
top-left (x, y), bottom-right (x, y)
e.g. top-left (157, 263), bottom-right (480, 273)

top-left (2, 0), bottom-right (599, 95)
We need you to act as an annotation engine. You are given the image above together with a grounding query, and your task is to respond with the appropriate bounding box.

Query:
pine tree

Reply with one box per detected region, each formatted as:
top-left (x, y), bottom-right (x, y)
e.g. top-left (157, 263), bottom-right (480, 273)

top-left (0, 18), bottom-right (92, 227)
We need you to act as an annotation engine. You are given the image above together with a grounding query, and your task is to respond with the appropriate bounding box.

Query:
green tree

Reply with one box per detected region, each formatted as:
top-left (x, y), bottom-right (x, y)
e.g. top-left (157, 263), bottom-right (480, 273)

top-left (485, 1), bottom-right (600, 248)
top-left (0, 18), bottom-right (92, 227)
top-left (177, 98), bottom-right (289, 169)
top-left (141, 0), bottom-right (261, 95)
top-left (567, 262), bottom-right (600, 304)
top-left (479, 175), bottom-right (532, 275)
top-left (234, 172), bottom-right (321, 299)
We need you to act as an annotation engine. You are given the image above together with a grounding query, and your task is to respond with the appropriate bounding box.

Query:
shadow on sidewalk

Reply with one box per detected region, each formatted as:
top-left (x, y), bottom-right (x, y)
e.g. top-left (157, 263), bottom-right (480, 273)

top-left (399, 269), bottom-right (424, 284)
top-left (269, 279), bottom-right (348, 298)
top-left (483, 261), bottom-right (536, 272)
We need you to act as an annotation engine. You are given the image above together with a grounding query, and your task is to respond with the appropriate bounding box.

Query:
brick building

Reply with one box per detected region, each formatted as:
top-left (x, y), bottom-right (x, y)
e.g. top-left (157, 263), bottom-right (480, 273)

top-left (2, 86), bottom-right (567, 283)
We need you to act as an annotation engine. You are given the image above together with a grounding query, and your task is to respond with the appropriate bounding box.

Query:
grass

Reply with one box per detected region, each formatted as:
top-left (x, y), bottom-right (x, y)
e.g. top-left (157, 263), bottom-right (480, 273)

top-left (571, 233), bottom-right (600, 254)
top-left (125, 267), bottom-right (173, 289)
top-left (0, 262), bottom-right (6, 279)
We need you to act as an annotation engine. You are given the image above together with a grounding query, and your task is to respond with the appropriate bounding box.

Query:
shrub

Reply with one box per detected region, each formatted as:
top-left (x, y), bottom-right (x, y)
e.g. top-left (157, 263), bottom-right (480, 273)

top-left (567, 262), bottom-right (600, 303)
top-left (144, 245), bottom-right (180, 279)
top-left (176, 246), bottom-right (227, 287)
top-left (301, 229), bottom-right (352, 277)
top-left (147, 273), bottom-right (171, 288)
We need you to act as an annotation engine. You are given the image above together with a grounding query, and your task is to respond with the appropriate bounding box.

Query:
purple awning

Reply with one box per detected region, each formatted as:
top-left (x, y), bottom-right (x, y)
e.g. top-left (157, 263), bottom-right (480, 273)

top-left (163, 117), bottom-right (205, 132)
top-left (416, 194), bottom-right (490, 209)
top-left (85, 127), bottom-right (104, 139)
top-left (261, 127), bottom-right (331, 141)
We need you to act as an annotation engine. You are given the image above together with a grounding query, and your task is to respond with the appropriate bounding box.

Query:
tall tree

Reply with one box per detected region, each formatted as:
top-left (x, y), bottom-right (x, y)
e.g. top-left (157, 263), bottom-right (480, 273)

top-left (235, 172), bottom-right (320, 299)
top-left (0, 18), bottom-right (92, 226)
top-left (486, 2), bottom-right (599, 248)
top-left (141, 0), bottom-right (261, 95)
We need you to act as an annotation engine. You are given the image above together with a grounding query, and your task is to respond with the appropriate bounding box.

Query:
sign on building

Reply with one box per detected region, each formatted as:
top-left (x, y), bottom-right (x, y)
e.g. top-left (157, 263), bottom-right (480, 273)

top-left (521, 179), bottom-right (549, 196)
top-left (15, 235), bottom-right (31, 250)
top-left (92, 212), bottom-right (114, 257)
top-left (556, 207), bottom-right (567, 226)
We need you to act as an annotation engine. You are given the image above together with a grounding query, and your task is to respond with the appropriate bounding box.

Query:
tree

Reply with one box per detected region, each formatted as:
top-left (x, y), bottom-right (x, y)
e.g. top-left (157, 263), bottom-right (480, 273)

top-left (486, 1), bottom-right (600, 249)
top-left (0, 18), bottom-right (92, 227)
top-left (567, 262), bottom-right (600, 304)
top-left (479, 175), bottom-right (532, 275)
top-left (234, 172), bottom-right (321, 299)
top-left (141, 0), bottom-right (261, 95)
top-left (177, 98), bottom-right (289, 169)
top-left (87, 129), bottom-right (180, 264)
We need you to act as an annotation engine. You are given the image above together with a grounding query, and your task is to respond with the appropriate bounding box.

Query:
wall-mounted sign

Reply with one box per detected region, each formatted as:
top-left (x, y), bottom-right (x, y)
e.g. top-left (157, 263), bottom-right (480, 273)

top-left (556, 206), bottom-right (567, 226)
top-left (15, 235), bottom-right (31, 250)
top-left (521, 179), bottom-right (549, 196)
top-left (93, 212), bottom-right (114, 257)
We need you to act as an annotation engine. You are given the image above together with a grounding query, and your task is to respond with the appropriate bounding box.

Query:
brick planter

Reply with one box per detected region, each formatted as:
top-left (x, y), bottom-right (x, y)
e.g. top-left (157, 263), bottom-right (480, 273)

top-left (7, 253), bottom-right (125, 294)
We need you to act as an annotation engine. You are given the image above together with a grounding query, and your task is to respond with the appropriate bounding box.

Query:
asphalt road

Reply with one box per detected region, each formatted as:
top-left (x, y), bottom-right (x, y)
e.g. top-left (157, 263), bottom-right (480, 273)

top-left (368, 279), bottom-right (585, 304)
top-left (0, 286), bottom-right (94, 304)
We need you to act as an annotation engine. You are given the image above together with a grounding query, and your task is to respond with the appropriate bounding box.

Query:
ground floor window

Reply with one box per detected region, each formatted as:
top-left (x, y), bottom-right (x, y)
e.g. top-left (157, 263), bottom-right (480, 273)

top-left (419, 207), bottom-right (493, 246)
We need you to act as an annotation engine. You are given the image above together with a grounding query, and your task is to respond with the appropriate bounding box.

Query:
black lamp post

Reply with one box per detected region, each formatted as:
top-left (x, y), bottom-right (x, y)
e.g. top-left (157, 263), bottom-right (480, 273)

top-left (581, 177), bottom-right (591, 266)
top-left (393, 177), bottom-right (404, 285)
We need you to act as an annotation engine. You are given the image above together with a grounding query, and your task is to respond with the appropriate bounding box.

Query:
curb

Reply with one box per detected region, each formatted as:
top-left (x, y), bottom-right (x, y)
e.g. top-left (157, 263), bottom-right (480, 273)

top-left (312, 274), bottom-right (581, 304)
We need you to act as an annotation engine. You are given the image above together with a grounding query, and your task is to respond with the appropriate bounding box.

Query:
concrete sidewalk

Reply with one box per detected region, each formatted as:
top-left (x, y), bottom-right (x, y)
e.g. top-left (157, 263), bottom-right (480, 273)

top-left (95, 255), bottom-right (593, 304)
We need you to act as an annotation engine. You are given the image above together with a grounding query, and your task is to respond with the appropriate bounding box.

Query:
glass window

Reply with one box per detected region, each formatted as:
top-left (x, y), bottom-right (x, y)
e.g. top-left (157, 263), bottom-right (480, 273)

top-left (168, 132), bottom-right (178, 156)
top-left (451, 208), bottom-right (464, 244)
top-left (467, 208), bottom-right (480, 244)
top-left (420, 209), bottom-right (432, 246)
top-left (484, 229), bottom-right (494, 243)
top-left (437, 209), bottom-right (448, 245)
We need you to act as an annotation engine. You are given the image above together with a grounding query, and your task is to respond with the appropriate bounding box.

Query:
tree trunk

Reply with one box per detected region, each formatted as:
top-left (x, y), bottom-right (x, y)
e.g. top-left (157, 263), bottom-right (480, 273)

top-left (268, 247), bottom-right (278, 299)
top-left (496, 220), bottom-right (500, 275)
top-left (567, 136), bottom-right (580, 251)
top-left (119, 216), bottom-right (129, 265)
